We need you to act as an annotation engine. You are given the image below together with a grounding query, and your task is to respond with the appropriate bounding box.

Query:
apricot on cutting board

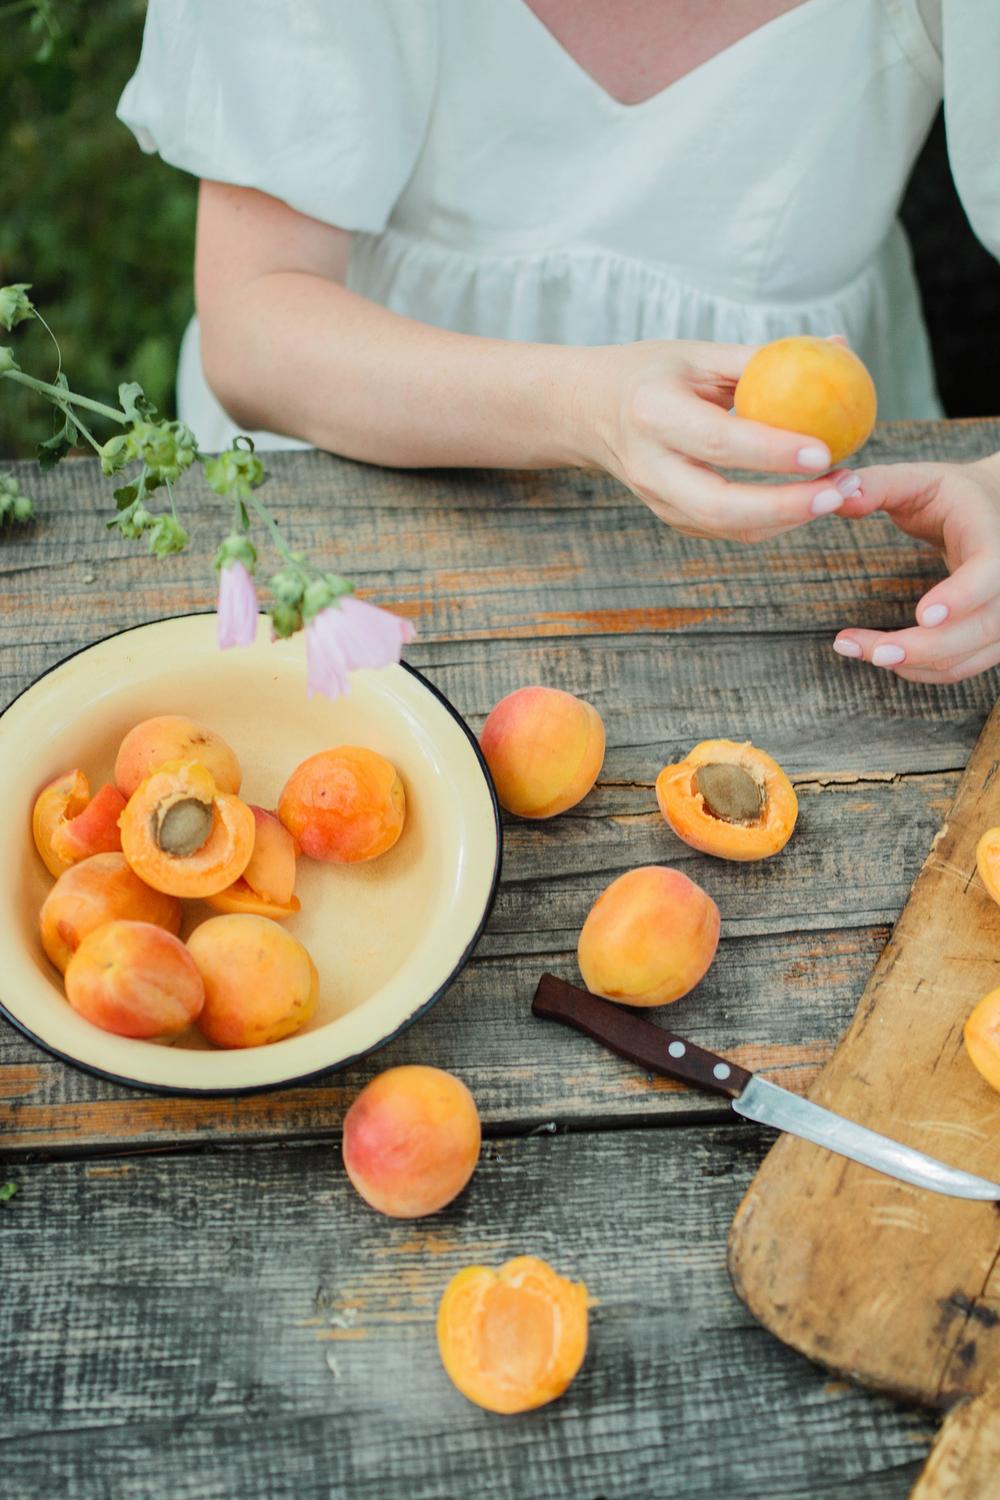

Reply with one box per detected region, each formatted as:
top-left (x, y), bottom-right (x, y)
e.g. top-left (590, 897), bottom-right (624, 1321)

top-left (578, 865), bottom-right (720, 1007)
top-left (437, 1256), bottom-right (589, 1414)
top-left (479, 686), bottom-right (605, 819)
top-left (343, 1065), bottom-right (481, 1218)
top-left (734, 335), bottom-right (877, 465)
top-left (278, 746), bottom-right (405, 863)
top-left (964, 987), bottom-right (1000, 1094)
top-left (65, 920), bottom-right (204, 1040)
top-left (115, 715), bottom-right (242, 799)
top-left (976, 827), bottom-right (1000, 908)
top-left (32, 770), bottom-right (125, 877)
top-left (656, 739), bottom-right (797, 861)
top-left (39, 852), bottom-right (182, 974)
top-left (119, 759), bottom-right (255, 898)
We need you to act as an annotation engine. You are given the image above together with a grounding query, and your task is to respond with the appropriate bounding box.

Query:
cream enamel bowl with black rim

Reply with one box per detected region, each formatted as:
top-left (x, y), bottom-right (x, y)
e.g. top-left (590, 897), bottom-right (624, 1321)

top-left (0, 614), bottom-right (501, 1094)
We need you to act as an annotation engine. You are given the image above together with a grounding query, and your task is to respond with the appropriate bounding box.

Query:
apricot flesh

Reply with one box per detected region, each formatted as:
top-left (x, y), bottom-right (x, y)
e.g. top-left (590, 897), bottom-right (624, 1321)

top-left (976, 827), bottom-right (1000, 908)
top-left (437, 1256), bottom-right (589, 1414)
top-left (242, 807), bottom-right (297, 906)
top-left (204, 879), bottom-right (301, 920)
top-left (479, 686), bottom-right (605, 819)
top-left (115, 715), bottom-right (242, 799)
top-left (39, 852), bottom-right (182, 974)
top-left (734, 335), bottom-right (877, 466)
top-left (278, 746), bottom-right (405, 864)
top-left (657, 740), bottom-right (797, 861)
top-left (65, 920), bottom-right (204, 1040)
top-left (964, 986), bottom-right (1000, 1094)
top-left (578, 865), bottom-right (720, 1007)
top-left (33, 771), bottom-right (125, 877)
top-left (343, 1065), bottom-right (481, 1219)
top-left (119, 760), bottom-right (255, 898)
top-left (187, 914), bottom-right (318, 1048)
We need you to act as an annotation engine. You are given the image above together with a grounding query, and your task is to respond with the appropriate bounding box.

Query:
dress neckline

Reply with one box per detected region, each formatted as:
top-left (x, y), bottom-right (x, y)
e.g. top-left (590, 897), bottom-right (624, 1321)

top-left (513, 0), bottom-right (831, 114)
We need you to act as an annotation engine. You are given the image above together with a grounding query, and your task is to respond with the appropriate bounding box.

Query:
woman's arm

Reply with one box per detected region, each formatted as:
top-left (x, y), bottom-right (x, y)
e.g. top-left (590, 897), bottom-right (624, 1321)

top-left (196, 182), bottom-right (862, 540)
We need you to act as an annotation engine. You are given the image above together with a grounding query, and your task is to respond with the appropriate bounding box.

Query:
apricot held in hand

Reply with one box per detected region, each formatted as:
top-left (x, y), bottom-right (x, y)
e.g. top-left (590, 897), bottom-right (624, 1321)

top-left (39, 852), bottom-right (182, 974)
top-left (65, 921), bottom-right (204, 1040)
top-left (187, 914), bottom-right (318, 1048)
top-left (343, 1065), bottom-right (481, 1218)
top-left (32, 770), bottom-right (125, 878)
top-left (578, 865), bottom-right (720, 1007)
top-left (976, 828), bottom-right (1000, 908)
top-left (278, 746), bottom-right (405, 863)
top-left (734, 335), bottom-right (877, 466)
top-left (119, 759), bottom-right (255, 898)
top-left (479, 686), bottom-right (605, 819)
top-left (115, 715), bottom-right (242, 798)
top-left (656, 740), bottom-right (797, 861)
top-left (437, 1256), bottom-right (589, 1414)
top-left (964, 987), bottom-right (1000, 1094)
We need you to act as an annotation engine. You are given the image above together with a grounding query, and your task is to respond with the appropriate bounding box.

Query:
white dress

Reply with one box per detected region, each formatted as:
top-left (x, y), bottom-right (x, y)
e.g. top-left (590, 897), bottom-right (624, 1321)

top-left (118, 0), bottom-right (1000, 452)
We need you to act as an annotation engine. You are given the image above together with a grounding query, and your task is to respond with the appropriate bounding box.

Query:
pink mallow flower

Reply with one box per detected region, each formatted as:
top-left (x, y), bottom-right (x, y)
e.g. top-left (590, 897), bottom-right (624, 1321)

top-left (216, 561), bottom-right (259, 649)
top-left (306, 596), bottom-right (416, 700)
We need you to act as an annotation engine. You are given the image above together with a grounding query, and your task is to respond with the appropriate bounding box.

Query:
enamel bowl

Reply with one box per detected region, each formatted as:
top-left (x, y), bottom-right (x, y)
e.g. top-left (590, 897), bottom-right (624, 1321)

top-left (0, 614), bottom-right (501, 1094)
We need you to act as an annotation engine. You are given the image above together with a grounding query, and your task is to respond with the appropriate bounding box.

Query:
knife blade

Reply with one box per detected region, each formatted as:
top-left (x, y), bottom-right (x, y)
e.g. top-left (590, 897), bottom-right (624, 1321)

top-left (532, 973), bottom-right (1000, 1201)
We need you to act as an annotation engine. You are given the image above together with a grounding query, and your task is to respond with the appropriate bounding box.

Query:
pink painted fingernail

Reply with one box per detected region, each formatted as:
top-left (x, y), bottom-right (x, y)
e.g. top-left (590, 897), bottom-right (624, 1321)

top-left (872, 644), bottom-right (905, 667)
top-left (836, 472), bottom-right (861, 496)
top-left (797, 444), bottom-right (832, 471)
top-left (920, 603), bottom-right (949, 627)
top-left (810, 488), bottom-right (843, 516)
top-left (833, 639), bottom-right (862, 658)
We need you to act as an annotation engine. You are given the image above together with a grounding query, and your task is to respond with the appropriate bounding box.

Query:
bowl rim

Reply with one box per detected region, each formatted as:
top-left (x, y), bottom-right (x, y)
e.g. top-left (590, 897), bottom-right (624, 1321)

top-left (0, 611), bottom-right (503, 1097)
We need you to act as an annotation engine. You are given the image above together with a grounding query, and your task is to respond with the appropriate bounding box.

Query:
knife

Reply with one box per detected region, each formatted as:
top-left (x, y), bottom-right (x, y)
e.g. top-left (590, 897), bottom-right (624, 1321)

top-left (532, 974), bottom-right (1000, 1201)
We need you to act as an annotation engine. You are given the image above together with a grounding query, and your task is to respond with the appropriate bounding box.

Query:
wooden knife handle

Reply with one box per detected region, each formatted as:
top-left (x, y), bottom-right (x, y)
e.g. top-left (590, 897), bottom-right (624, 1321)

top-left (531, 973), bottom-right (752, 1101)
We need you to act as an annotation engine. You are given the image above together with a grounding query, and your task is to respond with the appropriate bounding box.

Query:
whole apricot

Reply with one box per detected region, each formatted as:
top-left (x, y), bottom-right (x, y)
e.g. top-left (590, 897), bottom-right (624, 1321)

top-left (32, 770), bottom-right (125, 878)
top-left (119, 759), bottom-right (255, 898)
top-left (656, 739), bottom-right (797, 861)
top-left (734, 336), bottom-right (877, 465)
top-left (278, 746), bottom-right (405, 863)
top-left (115, 716), bottom-right (241, 799)
top-left (65, 920), bottom-right (204, 1040)
top-left (39, 852), bottom-right (182, 974)
top-left (187, 914), bottom-right (318, 1048)
top-left (437, 1256), bottom-right (589, 1414)
top-left (578, 865), bottom-right (720, 1006)
top-left (976, 827), bottom-right (1000, 908)
top-left (479, 686), bottom-right (605, 819)
top-left (343, 1065), bottom-right (481, 1218)
top-left (964, 986), bottom-right (1000, 1094)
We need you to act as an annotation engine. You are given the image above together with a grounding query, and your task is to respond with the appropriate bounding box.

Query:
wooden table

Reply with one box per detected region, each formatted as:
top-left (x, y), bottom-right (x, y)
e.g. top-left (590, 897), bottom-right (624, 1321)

top-left (2, 422), bottom-right (999, 1499)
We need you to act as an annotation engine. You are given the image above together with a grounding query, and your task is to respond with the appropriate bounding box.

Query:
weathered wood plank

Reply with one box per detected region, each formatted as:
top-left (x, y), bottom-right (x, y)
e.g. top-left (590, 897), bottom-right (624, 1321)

top-left (0, 1125), bottom-right (935, 1499)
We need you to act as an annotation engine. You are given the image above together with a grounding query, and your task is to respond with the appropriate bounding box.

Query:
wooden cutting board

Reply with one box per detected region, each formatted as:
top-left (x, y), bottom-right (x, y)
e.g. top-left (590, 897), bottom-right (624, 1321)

top-left (728, 698), bottom-right (1000, 1409)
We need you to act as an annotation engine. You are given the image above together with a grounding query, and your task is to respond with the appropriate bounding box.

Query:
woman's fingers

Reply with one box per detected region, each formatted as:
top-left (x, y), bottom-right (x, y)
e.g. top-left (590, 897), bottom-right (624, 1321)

top-left (639, 452), bottom-right (862, 537)
top-left (833, 601), bottom-right (1000, 674)
top-left (666, 391), bottom-right (836, 475)
top-left (891, 639), bottom-right (1000, 684)
top-left (916, 552), bottom-right (1000, 628)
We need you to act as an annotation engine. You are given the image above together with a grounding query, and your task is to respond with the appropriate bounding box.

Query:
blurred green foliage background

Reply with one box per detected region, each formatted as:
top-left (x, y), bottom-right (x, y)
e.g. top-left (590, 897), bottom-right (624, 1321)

top-left (1, 0), bottom-right (195, 460)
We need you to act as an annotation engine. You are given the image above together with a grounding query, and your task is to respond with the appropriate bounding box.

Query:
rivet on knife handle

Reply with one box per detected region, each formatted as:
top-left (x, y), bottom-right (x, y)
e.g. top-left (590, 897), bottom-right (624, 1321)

top-left (532, 974), bottom-right (752, 1101)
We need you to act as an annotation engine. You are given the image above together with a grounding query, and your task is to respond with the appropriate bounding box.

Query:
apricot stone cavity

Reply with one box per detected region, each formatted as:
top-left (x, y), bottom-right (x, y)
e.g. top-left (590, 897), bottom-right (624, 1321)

top-left (694, 762), bottom-right (764, 826)
top-left (155, 796), bottom-right (214, 858)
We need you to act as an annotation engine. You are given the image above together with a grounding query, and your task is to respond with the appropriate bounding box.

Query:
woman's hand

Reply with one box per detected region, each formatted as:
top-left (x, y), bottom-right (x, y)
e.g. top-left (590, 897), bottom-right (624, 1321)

top-left (578, 339), bottom-right (862, 544)
top-left (833, 456), bottom-right (1000, 682)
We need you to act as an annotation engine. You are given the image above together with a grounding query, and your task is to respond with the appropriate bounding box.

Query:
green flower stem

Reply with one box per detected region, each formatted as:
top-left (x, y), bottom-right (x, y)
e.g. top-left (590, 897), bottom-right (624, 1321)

top-left (245, 491), bottom-right (310, 579)
top-left (33, 309), bottom-right (62, 379)
top-left (1, 369), bottom-right (125, 425)
top-left (56, 401), bottom-right (102, 457)
top-left (165, 475), bottom-right (178, 521)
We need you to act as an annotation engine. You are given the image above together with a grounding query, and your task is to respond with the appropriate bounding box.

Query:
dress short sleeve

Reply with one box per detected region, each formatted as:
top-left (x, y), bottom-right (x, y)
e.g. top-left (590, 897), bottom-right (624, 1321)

top-left (116, 0), bottom-right (437, 234)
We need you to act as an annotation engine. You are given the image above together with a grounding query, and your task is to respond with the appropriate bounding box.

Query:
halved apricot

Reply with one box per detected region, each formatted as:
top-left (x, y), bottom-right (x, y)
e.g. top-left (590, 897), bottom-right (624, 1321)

top-left (115, 716), bottom-right (242, 799)
top-left (437, 1256), bottom-right (589, 1414)
top-left (39, 852), bottom-right (182, 974)
top-left (65, 920), bottom-right (204, 1040)
top-left (278, 746), bottom-right (405, 863)
top-left (976, 828), bottom-right (1000, 908)
top-left (119, 759), bottom-right (255, 898)
top-left (656, 739), bottom-right (797, 861)
top-left (32, 771), bottom-right (125, 877)
top-left (964, 987), bottom-right (1000, 1093)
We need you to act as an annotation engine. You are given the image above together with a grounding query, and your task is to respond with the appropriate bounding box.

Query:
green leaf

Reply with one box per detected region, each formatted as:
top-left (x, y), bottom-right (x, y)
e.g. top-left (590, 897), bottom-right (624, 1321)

top-left (0, 284), bottom-right (34, 332)
top-left (36, 409), bottom-right (78, 471)
top-left (118, 380), bottom-right (155, 423)
top-left (113, 482), bottom-right (138, 510)
top-left (0, 1182), bottom-right (18, 1204)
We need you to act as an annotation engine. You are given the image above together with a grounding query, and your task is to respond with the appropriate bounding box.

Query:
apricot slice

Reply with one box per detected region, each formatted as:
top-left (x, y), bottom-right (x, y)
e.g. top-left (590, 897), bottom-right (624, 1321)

top-left (343, 1065), bottom-right (481, 1218)
top-left (204, 880), bottom-right (301, 920)
top-left (278, 746), bottom-right (405, 863)
top-left (115, 715), bottom-right (241, 799)
top-left (964, 986), bottom-right (1000, 1094)
top-left (437, 1257), bottom-right (589, 1414)
top-left (976, 828), bottom-right (1000, 908)
top-left (65, 920), bottom-right (204, 1040)
top-left (32, 771), bottom-right (125, 877)
top-left (119, 759), bottom-right (255, 898)
top-left (244, 807), bottom-right (297, 905)
top-left (734, 335), bottom-right (877, 465)
top-left (656, 740), bottom-right (797, 861)
top-left (578, 865), bottom-right (720, 1007)
top-left (479, 686), bottom-right (605, 819)
top-left (39, 852), bottom-right (182, 974)
top-left (187, 914), bottom-right (318, 1048)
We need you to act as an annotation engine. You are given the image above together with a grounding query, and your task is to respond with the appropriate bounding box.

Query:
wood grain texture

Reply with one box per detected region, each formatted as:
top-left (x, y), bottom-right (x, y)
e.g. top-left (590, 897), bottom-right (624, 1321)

top-left (0, 1125), bottom-right (935, 1500)
top-left (909, 1384), bottom-right (1000, 1499)
top-left (729, 700), bottom-right (1000, 1410)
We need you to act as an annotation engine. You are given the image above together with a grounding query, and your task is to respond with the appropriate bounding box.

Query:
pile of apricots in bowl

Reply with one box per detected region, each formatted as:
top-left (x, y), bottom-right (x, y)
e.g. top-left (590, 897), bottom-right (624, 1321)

top-left (32, 715), bottom-right (406, 1048)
